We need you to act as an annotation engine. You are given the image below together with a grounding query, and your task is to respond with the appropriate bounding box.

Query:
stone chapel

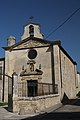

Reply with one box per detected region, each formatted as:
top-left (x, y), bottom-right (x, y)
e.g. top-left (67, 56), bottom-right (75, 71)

top-left (2, 22), bottom-right (80, 113)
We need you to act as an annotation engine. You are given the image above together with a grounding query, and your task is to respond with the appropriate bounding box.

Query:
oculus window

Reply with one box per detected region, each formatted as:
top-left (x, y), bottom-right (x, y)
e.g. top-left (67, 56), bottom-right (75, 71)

top-left (28, 49), bottom-right (37, 59)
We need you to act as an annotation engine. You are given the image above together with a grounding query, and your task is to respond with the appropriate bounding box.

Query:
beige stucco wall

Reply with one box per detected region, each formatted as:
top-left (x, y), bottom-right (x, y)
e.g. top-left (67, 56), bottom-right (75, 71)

top-left (76, 73), bottom-right (80, 94)
top-left (52, 44), bottom-right (77, 100)
top-left (11, 46), bottom-right (52, 83)
top-left (4, 51), bottom-right (15, 102)
top-left (53, 45), bottom-right (61, 97)
top-left (4, 43), bottom-right (78, 102)
top-left (4, 46), bottom-right (53, 102)
top-left (60, 49), bottom-right (77, 99)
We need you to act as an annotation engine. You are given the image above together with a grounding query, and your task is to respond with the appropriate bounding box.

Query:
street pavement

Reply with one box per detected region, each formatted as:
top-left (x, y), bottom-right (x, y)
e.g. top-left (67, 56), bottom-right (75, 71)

top-left (0, 106), bottom-right (37, 120)
top-left (22, 97), bottom-right (80, 120)
top-left (0, 97), bottom-right (80, 120)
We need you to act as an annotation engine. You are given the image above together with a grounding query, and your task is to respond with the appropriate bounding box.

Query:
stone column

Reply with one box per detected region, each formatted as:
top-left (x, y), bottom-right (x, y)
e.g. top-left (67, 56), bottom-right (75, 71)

top-left (12, 72), bottom-right (18, 100)
top-left (12, 72), bottom-right (19, 113)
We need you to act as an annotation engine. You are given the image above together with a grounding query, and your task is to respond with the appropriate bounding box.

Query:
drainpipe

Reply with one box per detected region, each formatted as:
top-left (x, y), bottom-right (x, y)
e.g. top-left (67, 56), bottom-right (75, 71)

top-left (74, 64), bottom-right (77, 95)
top-left (59, 47), bottom-right (63, 99)
top-left (51, 45), bottom-right (55, 94)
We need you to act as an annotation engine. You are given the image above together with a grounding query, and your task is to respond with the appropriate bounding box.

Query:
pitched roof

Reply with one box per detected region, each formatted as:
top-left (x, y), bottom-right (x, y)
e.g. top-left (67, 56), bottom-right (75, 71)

top-left (2, 36), bottom-right (76, 65)
top-left (3, 37), bottom-right (61, 50)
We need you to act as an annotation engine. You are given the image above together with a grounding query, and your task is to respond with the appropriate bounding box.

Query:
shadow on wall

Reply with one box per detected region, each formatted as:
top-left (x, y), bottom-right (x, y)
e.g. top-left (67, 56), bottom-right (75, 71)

top-left (77, 91), bottom-right (80, 97)
top-left (61, 92), bottom-right (80, 106)
top-left (61, 92), bottom-right (69, 105)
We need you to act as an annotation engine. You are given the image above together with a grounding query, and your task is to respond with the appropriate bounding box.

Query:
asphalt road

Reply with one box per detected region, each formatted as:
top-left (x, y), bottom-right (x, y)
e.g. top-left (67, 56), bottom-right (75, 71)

top-left (22, 112), bottom-right (80, 120)
top-left (22, 97), bottom-right (80, 120)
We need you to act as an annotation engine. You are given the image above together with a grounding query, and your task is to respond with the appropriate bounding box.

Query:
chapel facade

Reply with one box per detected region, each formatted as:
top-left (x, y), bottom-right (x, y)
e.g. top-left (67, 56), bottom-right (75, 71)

top-left (2, 22), bottom-right (80, 113)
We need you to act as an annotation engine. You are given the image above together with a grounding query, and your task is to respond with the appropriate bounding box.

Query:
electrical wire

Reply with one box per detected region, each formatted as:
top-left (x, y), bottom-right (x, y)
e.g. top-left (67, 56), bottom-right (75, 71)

top-left (45, 7), bottom-right (80, 39)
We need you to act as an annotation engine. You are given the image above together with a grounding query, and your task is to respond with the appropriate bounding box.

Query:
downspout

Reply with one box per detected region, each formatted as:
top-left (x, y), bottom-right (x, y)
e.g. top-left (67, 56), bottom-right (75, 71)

top-left (59, 47), bottom-right (63, 99)
top-left (51, 45), bottom-right (55, 94)
top-left (74, 64), bottom-right (77, 95)
top-left (2, 59), bottom-right (5, 102)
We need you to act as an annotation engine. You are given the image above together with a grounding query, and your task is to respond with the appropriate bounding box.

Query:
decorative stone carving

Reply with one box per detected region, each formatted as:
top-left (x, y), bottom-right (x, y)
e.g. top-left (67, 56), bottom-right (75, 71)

top-left (20, 60), bottom-right (43, 77)
top-left (20, 68), bottom-right (43, 76)
top-left (14, 40), bottom-right (50, 49)
top-left (27, 60), bottom-right (35, 72)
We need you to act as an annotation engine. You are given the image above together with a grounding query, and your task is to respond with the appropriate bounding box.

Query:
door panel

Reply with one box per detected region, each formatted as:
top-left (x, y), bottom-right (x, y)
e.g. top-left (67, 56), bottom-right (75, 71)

top-left (27, 80), bottom-right (37, 97)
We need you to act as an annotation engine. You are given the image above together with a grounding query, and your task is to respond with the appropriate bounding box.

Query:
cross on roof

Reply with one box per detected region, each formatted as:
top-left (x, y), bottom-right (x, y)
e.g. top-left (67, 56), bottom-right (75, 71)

top-left (29, 16), bottom-right (34, 21)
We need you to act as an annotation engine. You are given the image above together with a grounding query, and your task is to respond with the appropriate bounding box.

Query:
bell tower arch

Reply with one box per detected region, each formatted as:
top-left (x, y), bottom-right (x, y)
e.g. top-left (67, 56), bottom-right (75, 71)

top-left (21, 22), bottom-right (44, 40)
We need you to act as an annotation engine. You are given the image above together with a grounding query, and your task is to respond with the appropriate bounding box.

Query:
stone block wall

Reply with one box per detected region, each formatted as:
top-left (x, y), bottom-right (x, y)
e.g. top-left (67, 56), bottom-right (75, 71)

top-left (13, 94), bottom-right (60, 114)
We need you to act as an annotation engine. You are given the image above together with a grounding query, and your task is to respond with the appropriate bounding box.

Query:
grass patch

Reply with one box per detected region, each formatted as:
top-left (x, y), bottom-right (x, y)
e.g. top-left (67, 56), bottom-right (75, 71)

top-left (0, 102), bottom-right (8, 106)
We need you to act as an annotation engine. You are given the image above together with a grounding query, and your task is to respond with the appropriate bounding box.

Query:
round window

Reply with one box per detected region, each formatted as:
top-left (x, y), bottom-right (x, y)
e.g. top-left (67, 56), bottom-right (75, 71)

top-left (28, 49), bottom-right (37, 59)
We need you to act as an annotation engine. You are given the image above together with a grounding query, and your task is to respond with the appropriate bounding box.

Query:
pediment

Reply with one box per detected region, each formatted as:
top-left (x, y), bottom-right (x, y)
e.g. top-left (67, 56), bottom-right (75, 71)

top-left (3, 37), bottom-right (61, 51)
top-left (20, 68), bottom-right (43, 76)
top-left (13, 39), bottom-right (50, 50)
